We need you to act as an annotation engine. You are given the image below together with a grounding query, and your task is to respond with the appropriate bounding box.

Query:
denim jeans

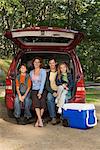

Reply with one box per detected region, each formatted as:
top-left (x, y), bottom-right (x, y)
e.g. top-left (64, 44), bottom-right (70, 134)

top-left (47, 92), bottom-right (56, 118)
top-left (14, 94), bottom-right (32, 118)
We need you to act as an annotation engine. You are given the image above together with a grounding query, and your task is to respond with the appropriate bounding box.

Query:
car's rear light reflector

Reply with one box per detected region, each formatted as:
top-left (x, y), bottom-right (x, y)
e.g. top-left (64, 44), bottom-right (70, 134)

top-left (75, 79), bottom-right (86, 97)
top-left (77, 87), bottom-right (85, 91)
top-left (6, 86), bottom-right (12, 90)
top-left (6, 78), bottom-right (13, 94)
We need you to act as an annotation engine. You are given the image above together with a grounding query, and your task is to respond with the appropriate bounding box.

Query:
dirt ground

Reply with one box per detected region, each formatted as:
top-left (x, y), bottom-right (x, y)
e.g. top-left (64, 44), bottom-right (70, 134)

top-left (0, 100), bottom-right (100, 150)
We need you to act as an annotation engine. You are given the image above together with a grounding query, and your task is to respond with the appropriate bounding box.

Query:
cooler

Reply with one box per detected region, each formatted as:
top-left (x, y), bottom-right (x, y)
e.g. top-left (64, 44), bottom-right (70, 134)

top-left (62, 103), bottom-right (97, 129)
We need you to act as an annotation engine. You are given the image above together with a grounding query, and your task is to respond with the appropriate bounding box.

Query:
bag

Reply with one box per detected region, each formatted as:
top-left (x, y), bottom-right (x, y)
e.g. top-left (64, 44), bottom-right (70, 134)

top-left (17, 74), bottom-right (29, 95)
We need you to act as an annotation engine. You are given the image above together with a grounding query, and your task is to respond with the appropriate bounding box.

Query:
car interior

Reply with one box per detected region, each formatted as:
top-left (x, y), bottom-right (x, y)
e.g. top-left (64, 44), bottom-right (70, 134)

top-left (14, 52), bottom-right (75, 100)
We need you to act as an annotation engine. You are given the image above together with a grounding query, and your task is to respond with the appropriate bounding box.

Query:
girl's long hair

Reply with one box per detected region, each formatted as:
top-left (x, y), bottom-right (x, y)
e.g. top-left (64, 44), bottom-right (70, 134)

top-left (57, 62), bottom-right (69, 80)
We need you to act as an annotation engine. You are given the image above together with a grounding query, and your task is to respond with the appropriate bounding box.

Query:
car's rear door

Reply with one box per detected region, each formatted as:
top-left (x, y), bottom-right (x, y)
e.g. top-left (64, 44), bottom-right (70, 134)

top-left (4, 27), bottom-right (83, 52)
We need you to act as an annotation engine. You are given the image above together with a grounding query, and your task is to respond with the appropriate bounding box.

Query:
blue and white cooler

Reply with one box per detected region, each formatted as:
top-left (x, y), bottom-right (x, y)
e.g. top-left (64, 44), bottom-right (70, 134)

top-left (62, 103), bottom-right (97, 129)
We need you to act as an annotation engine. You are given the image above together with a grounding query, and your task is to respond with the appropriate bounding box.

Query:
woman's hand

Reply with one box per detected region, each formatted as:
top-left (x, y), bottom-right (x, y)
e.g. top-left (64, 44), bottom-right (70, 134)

top-left (37, 93), bottom-right (42, 99)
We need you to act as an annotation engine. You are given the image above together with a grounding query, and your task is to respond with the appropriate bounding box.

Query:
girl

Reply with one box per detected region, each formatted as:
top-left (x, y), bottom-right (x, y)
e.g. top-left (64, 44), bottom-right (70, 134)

top-left (55, 62), bottom-right (70, 114)
top-left (30, 57), bottom-right (46, 127)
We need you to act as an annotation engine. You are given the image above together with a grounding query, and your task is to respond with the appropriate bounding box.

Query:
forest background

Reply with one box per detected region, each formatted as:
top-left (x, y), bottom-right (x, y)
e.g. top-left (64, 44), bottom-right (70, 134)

top-left (0, 0), bottom-right (100, 81)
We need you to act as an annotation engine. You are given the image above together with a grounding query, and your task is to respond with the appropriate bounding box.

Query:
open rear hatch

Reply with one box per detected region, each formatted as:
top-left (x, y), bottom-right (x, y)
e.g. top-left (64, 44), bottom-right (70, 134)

top-left (4, 27), bottom-right (83, 52)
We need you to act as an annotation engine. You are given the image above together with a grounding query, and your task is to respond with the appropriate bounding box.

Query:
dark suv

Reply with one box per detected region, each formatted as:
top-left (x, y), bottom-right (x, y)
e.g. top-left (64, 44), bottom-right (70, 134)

top-left (4, 26), bottom-right (86, 117)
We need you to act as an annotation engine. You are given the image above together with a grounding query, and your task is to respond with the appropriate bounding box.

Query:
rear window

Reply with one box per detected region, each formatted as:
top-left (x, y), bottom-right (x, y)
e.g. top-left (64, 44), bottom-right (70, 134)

top-left (19, 36), bottom-right (72, 44)
top-left (18, 52), bottom-right (74, 74)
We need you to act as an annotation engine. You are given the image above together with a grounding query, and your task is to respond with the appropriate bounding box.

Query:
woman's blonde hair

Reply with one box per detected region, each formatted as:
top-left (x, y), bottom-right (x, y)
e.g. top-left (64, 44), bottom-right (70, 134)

top-left (57, 62), bottom-right (69, 80)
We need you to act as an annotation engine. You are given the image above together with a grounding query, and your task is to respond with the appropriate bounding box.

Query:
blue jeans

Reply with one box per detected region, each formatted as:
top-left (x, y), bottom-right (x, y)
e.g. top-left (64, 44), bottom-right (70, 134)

top-left (14, 94), bottom-right (32, 118)
top-left (47, 92), bottom-right (56, 118)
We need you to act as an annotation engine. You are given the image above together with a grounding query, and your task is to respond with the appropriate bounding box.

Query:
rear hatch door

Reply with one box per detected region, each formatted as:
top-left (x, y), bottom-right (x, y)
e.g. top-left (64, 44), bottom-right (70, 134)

top-left (4, 27), bottom-right (84, 52)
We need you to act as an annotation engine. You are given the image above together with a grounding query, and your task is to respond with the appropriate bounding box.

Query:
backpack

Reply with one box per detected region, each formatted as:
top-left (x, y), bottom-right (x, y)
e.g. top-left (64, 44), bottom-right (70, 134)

top-left (16, 74), bottom-right (29, 95)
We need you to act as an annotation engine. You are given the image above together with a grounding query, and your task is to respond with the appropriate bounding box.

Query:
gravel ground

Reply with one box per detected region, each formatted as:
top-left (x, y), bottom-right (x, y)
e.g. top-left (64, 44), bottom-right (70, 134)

top-left (0, 100), bottom-right (100, 150)
top-left (0, 86), bottom-right (100, 150)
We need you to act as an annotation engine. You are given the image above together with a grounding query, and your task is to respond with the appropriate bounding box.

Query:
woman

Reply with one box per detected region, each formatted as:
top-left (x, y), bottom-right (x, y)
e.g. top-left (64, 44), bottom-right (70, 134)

top-left (30, 57), bottom-right (46, 127)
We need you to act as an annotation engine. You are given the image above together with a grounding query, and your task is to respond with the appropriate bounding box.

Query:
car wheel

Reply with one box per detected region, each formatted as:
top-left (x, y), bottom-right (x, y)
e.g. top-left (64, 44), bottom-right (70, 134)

top-left (62, 119), bottom-right (69, 127)
top-left (7, 109), bottom-right (14, 118)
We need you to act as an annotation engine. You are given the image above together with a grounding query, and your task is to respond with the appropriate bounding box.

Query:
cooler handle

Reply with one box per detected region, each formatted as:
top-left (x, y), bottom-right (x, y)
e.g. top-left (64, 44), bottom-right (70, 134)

top-left (86, 110), bottom-right (97, 127)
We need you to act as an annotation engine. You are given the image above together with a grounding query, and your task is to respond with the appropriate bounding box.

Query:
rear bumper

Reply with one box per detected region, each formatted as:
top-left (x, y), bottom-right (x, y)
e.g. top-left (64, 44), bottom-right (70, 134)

top-left (5, 95), bottom-right (15, 109)
top-left (68, 96), bottom-right (86, 103)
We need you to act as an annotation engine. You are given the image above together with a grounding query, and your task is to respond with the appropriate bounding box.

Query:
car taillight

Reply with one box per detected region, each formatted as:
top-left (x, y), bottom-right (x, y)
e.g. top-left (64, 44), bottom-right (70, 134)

top-left (6, 78), bottom-right (13, 94)
top-left (76, 79), bottom-right (86, 96)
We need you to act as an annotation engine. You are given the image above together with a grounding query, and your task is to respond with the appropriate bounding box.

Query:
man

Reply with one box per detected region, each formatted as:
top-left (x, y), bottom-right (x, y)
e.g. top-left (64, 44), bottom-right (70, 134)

top-left (46, 58), bottom-right (58, 125)
top-left (14, 64), bottom-right (32, 124)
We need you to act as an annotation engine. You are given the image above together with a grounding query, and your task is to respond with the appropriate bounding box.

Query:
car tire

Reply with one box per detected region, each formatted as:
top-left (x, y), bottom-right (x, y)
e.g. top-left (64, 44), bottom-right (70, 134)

top-left (62, 119), bottom-right (69, 127)
top-left (7, 109), bottom-right (14, 118)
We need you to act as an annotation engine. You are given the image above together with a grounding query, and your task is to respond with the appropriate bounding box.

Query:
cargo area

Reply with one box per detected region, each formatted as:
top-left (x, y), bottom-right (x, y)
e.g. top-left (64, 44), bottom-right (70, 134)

top-left (15, 51), bottom-right (75, 99)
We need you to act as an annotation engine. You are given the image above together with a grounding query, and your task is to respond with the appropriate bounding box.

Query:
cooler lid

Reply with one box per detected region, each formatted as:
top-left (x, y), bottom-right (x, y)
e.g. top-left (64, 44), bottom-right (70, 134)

top-left (63, 103), bottom-right (95, 111)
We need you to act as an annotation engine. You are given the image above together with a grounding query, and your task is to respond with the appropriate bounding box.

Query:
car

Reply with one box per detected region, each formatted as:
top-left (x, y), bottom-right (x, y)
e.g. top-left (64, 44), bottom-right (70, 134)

top-left (4, 26), bottom-right (86, 117)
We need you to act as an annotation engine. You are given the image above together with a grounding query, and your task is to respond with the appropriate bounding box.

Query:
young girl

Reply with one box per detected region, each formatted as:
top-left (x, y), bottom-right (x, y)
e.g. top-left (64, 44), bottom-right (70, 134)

top-left (55, 62), bottom-right (70, 114)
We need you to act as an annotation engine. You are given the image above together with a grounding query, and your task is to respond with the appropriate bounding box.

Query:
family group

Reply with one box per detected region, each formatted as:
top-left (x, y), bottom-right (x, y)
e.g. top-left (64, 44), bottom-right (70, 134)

top-left (14, 57), bottom-right (73, 127)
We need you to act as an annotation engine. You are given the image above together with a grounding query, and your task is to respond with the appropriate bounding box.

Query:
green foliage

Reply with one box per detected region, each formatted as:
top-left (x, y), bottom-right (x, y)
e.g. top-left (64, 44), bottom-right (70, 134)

top-left (86, 88), bottom-right (100, 102)
top-left (0, 58), bottom-right (11, 74)
top-left (0, 0), bottom-right (99, 81)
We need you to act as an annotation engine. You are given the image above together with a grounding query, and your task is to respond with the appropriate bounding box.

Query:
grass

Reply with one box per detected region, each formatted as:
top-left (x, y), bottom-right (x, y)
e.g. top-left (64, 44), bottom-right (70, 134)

top-left (86, 88), bottom-right (100, 103)
top-left (0, 59), bottom-right (11, 83)
top-left (0, 96), bottom-right (5, 104)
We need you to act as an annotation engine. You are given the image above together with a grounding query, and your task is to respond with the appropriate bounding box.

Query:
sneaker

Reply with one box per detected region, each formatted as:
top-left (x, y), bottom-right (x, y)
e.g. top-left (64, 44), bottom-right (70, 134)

top-left (51, 118), bottom-right (57, 125)
top-left (57, 107), bottom-right (62, 114)
top-left (55, 98), bottom-right (58, 104)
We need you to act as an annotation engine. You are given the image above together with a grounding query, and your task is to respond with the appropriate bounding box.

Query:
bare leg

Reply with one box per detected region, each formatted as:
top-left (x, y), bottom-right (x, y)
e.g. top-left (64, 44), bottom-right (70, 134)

top-left (40, 108), bottom-right (44, 117)
top-left (39, 108), bottom-right (44, 126)
top-left (35, 108), bottom-right (43, 127)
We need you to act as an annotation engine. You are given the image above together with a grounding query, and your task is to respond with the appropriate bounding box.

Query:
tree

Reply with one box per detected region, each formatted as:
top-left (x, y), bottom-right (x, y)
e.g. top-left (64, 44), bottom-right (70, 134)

top-left (0, 0), bottom-right (99, 80)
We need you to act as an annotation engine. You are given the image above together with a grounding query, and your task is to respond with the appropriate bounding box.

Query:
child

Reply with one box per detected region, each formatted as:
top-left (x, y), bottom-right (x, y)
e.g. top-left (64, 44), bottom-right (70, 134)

top-left (55, 62), bottom-right (69, 114)
top-left (14, 64), bottom-right (32, 124)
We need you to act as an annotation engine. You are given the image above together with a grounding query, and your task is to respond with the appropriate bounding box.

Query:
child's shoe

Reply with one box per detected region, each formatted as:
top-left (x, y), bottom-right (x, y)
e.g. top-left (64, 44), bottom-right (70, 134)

top-left (57, 107), bottom-right (62, 114)
top-left (55, 98), bottom-right (58, 104)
